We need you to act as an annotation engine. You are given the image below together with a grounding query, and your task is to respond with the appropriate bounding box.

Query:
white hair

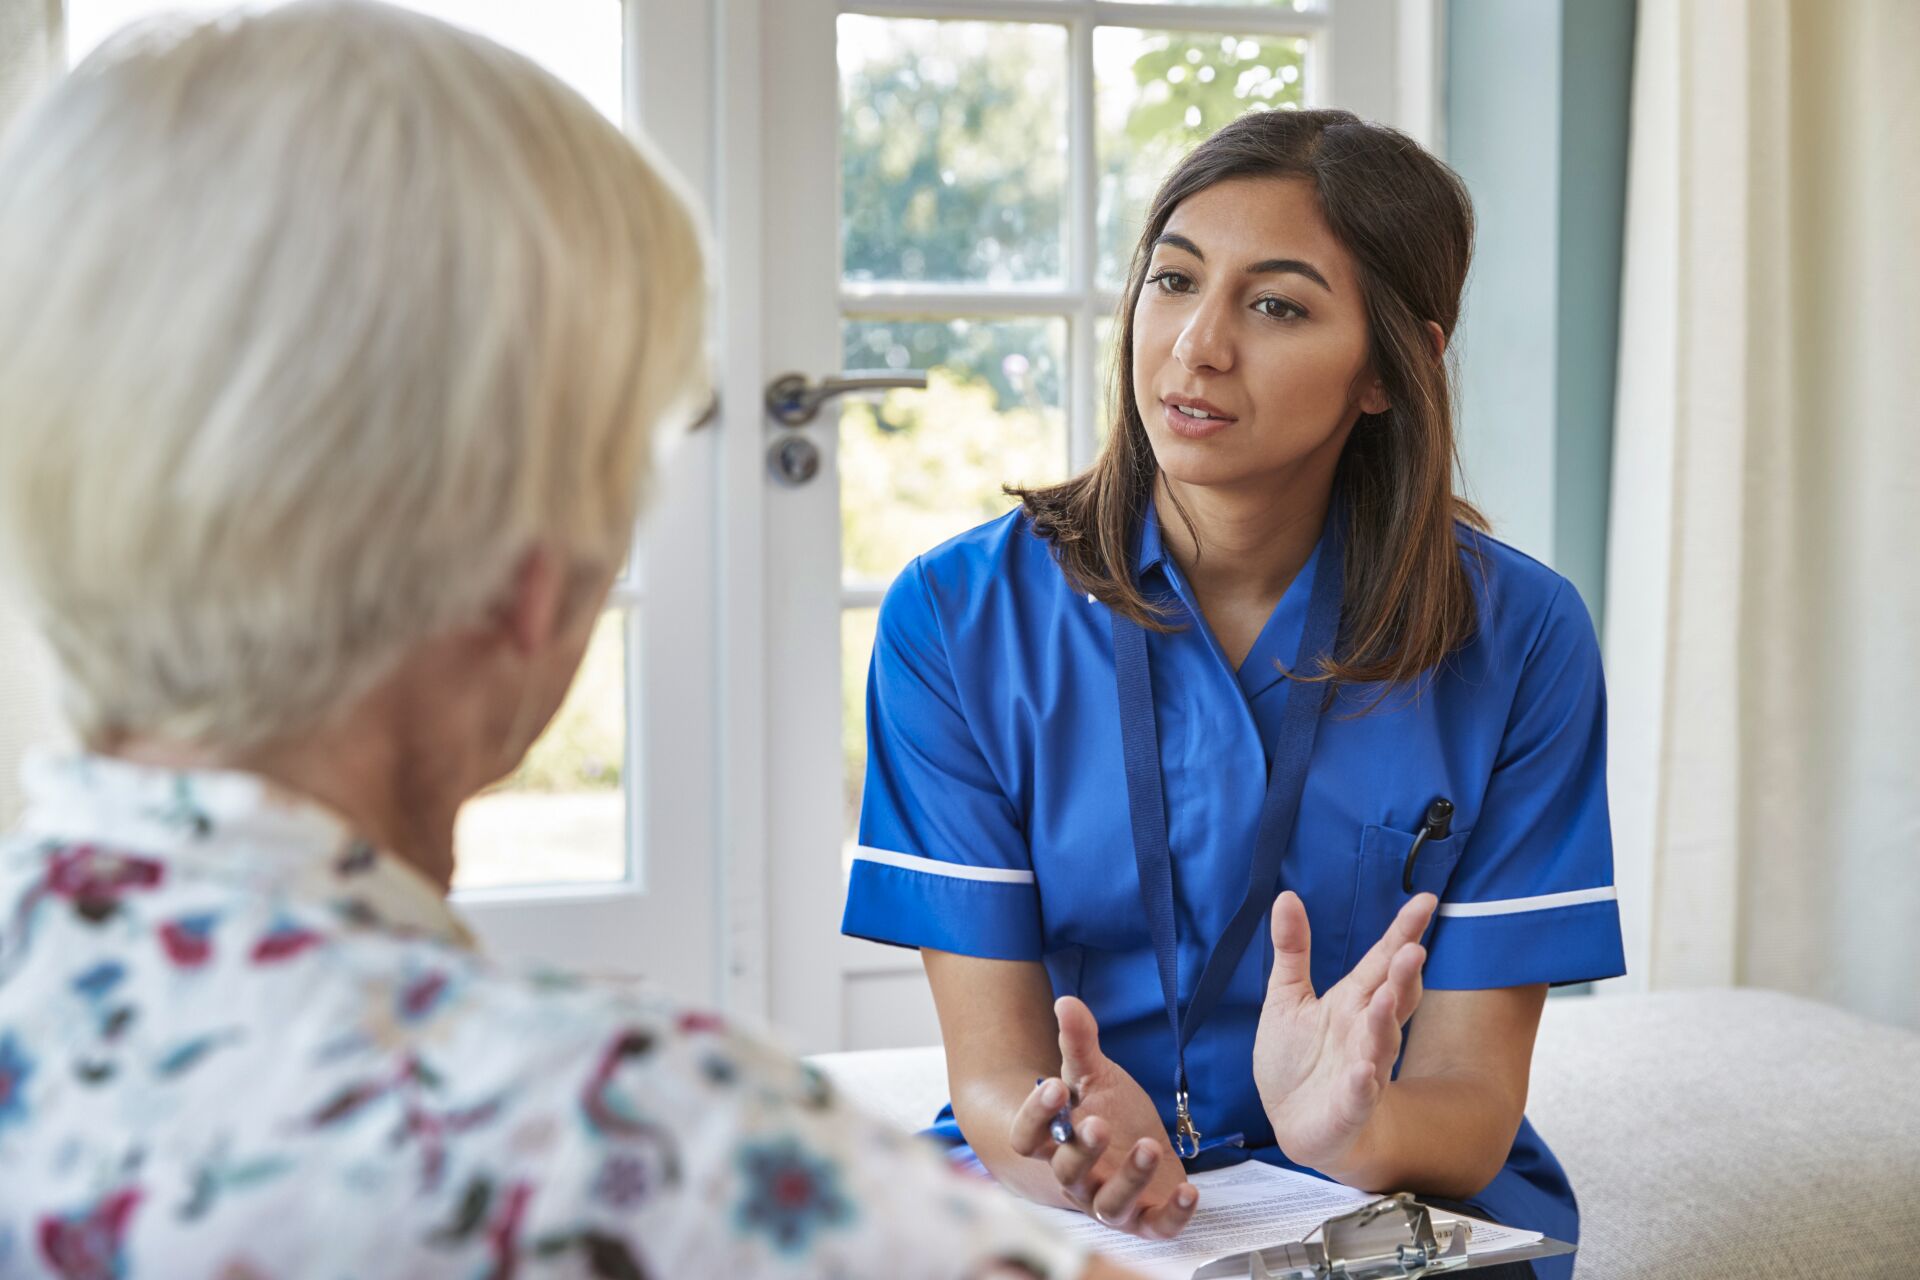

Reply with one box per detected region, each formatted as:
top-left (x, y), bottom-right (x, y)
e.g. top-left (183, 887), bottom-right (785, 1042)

top-left (0, 0), bottom-right (709, 748)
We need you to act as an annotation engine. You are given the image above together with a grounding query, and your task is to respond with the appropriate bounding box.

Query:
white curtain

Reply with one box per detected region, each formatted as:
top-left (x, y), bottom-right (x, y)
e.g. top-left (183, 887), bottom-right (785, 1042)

top-left (1, 1), bottom-right (57, 125)
top-left (0, 0), bottom-right (66, 823)
top-left (1605, 0), bottom-right (1920, 1031)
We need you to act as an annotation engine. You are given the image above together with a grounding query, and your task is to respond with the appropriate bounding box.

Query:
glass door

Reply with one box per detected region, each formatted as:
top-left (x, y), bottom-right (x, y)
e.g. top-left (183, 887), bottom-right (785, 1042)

top-left (758, 0), bottom-right (1420, 1052)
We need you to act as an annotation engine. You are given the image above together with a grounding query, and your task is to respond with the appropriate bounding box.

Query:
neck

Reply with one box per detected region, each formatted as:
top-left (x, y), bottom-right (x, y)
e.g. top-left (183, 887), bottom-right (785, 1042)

top-left (1154, 465), bottom-right (1337, 607)
top-left (101, 696), bottom-right (464, 894)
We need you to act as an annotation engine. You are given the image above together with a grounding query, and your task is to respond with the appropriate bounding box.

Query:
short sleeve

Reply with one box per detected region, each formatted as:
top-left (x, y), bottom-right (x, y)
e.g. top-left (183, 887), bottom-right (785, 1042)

top-left (1424, 581), bottom-right (1627, 989)
top-left (840, 557), bottom-right (1044, 960)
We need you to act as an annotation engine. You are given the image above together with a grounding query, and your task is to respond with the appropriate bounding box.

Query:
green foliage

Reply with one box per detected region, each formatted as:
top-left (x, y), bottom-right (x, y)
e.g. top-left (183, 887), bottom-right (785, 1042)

top-left (1097, 31), bottom-right (1307, 280)
top-left (844, 315), bottom-right (1062, 418)
top-left (840, 368), bottom-right (1067, 584)
top-left (1120, 33), bottom-right (1305, 150)
top-left (840, 21), bottom-right (1307, 287)
top-left (841, 18), bottom-right (1065, 284)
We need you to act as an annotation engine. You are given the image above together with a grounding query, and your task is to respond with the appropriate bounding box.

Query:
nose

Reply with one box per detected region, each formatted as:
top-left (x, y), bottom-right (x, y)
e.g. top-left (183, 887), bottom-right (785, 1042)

top-left (1171, 294), bottom-right (1235, 375)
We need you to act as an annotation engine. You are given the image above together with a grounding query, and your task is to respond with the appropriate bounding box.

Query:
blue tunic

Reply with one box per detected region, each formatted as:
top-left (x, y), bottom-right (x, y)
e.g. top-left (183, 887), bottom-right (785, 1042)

top-left (841, 506), bottom-right (1625, 1278)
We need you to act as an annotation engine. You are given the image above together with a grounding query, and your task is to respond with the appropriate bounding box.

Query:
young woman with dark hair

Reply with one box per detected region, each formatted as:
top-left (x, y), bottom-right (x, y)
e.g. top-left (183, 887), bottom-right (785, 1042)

top-left (843, 109), bottom-right (1624, 1279)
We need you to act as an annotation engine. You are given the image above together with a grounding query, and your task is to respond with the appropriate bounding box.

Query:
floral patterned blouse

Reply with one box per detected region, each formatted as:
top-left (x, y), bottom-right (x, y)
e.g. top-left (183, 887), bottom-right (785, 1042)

top-left (0, 753), bottom-right (1086, 1279)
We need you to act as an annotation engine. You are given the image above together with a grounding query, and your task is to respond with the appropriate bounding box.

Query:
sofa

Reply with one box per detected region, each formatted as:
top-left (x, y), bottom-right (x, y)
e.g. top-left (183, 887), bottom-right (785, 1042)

top-left (809, 989), bottom-right (1920, 1277)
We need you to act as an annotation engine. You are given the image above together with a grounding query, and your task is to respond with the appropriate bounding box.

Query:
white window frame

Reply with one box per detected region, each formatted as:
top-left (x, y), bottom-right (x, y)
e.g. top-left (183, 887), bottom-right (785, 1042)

top-left (454, 0), bottom-right (730, 1002)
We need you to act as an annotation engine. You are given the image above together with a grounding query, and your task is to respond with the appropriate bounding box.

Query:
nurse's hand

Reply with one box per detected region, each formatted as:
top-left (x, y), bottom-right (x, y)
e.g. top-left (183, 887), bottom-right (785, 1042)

top-left (1252, 891), bottom-right (1435, 1175)
top-left (1008, 996), bottom-right (1200, 1239)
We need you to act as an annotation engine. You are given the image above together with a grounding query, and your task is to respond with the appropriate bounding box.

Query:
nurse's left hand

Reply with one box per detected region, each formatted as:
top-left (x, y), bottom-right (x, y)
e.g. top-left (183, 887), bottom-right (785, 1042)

top-left (1251, 891), bottom-right (1435, 1176)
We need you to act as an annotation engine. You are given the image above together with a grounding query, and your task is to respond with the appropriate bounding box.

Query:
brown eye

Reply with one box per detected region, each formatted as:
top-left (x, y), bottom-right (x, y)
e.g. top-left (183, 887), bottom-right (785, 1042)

top-left (1255, 297), bottom-right (1306, 321)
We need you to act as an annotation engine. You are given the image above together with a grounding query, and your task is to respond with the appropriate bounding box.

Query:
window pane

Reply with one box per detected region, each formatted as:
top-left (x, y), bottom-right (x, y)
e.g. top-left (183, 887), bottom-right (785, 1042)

top-left (840, 16), bottom-right (1068, 285)
top-left (455, 610), bottom-right (628, 890)
top-left (840, 317), bottom-right (1069, 588)
top-left (67, 1), bottom-right (624, 124)
top-left (1095, 28), bottom-right (1309, 286)
top-left (841, 605), bottom-right (880, 868)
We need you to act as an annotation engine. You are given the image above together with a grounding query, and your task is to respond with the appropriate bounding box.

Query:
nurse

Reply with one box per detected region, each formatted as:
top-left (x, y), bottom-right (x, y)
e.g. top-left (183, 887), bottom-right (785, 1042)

top-left (842, 108), bottom-right (1623, 1277)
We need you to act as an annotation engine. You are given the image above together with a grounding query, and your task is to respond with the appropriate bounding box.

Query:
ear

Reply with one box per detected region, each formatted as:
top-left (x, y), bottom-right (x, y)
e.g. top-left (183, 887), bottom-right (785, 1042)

top-left (494, 544), bottom-right (569, 661)
top-left (1358, 375), bottom-right (1391, 416)
top-left (1425, 320), bottom-right (1446, 361)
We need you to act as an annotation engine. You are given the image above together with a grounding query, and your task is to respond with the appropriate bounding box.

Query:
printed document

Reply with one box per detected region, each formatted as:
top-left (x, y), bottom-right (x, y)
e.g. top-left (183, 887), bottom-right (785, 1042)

top-left (1025, 1162), bottom-right (1543, 1280)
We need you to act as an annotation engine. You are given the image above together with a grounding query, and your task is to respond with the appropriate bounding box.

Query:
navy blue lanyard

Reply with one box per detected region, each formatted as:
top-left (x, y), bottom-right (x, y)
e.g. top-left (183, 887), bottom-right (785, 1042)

top-left (1109, 510), bottom-right (1345, 1158)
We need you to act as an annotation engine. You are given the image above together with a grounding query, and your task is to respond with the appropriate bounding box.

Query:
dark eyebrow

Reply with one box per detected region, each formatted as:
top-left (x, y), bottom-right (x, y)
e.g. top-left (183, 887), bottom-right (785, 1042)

top-left (1151, 233), bottom-right (1334, 295)
top-left (1153, 233), bottom-right (1206, 261)
top-left (1248, 258), bottom-right (1333, 294)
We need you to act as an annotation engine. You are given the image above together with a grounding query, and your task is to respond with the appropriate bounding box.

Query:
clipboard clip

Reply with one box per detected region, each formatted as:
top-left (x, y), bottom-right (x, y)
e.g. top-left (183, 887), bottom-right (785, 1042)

top-left (1192, 1193), bottom-right (1472, 1280)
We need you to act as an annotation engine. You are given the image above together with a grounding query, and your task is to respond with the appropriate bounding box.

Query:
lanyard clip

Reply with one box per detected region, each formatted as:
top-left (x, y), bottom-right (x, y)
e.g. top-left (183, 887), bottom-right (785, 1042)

top-left (1173, 1089), bottom-right (1203, 1159)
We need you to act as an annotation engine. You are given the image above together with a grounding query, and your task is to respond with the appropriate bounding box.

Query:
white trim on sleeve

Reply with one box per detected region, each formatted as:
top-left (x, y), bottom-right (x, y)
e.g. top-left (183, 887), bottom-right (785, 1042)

top-left (1436, 885), bottom-right (1617, 918)
top-left (851, 845), bottom-right (1036, 885)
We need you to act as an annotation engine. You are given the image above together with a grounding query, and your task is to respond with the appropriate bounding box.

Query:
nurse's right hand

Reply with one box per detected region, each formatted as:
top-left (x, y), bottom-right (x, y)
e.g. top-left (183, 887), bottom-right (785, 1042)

top-left (1009, 996), bottom-right (1200, 1240)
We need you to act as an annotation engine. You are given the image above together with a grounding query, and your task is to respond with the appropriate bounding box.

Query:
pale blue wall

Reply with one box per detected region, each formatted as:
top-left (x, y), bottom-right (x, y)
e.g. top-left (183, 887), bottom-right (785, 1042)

top-left (1444, 0), bottom-right (1635, 627)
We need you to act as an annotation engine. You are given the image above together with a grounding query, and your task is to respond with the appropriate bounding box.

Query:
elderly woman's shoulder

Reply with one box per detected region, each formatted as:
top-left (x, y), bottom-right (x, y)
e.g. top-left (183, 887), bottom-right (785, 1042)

top-left (323, 928), bottom-right (783, 1062)
top-left (323, 932), bottom-right (844, 1129)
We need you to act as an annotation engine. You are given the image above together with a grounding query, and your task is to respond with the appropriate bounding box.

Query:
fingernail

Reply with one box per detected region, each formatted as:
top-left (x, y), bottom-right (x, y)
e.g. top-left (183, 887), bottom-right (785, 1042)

top-left (1133, 1145), bottom-right (1155, 1171)
top-left (1040, 1081), bottom-right (1063, 1108)
top-left (1177, 1187), bottom-right (1197, 1208)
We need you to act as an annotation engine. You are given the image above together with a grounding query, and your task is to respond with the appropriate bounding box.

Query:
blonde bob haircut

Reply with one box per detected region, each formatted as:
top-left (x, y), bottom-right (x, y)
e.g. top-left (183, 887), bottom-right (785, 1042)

top-left (0, 0), bottom-right (709, 749)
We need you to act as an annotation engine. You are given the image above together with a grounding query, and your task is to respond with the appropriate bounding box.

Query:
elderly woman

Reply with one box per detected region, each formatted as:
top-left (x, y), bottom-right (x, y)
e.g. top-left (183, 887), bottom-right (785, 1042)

top-left (0, 4), bottom-right (1139, 1276)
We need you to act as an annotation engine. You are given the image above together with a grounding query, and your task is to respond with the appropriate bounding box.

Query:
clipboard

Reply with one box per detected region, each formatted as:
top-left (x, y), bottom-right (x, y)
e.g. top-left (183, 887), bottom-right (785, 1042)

top-left (1189, 1193), bottom-right (1574, 1279)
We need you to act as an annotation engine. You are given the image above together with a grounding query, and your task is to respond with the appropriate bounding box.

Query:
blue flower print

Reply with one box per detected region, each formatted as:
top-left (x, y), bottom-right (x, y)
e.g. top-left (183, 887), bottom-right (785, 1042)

top-left (70, 962), bottom-right (126, 1002)
top-left (734, 1137), bottom-right (853, 1255)
top-left (0, 1032), bottom-right (33, 1134)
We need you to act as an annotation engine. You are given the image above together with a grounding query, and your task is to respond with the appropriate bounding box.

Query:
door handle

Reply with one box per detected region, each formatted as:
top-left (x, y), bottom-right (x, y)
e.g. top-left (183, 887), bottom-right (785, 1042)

top-left (763, 370), bottom-right (929, 427)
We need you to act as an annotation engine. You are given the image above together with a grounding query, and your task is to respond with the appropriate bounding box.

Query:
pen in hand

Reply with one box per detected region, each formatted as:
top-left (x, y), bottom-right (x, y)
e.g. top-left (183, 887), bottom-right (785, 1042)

top-left (1036, 1077), bottom-right (1075, 1144)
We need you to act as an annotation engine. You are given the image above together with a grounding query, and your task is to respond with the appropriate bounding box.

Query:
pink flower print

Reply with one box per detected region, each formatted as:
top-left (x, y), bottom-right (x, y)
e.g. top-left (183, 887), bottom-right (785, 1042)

top-left (158, 913), bottom-right (218, 968)
top-left (308, 1057), bottom-right (502, 1193)
top-left (677, 1010), bottom-right (726, 1035)
top-left (38, 1187), bottom-right (141, 1280)
top-left (249, 919), bottom-right (325, 964)
top-left (44, 845), bottom-right (163, 923)
top-left (485, 1182), bottom-right (533, 1280)
top-left (580, 1030), bottom-right (662, 1140)
top-left (398, 970), bottom-right (451, 1023)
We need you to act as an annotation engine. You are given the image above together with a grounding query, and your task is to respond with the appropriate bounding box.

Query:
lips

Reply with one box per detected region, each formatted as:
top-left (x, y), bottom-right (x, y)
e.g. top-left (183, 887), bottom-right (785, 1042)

top-left (1164, 393), bottom-right (1235, 420)
top-left (1160, 395), bottom-right (1236, 439)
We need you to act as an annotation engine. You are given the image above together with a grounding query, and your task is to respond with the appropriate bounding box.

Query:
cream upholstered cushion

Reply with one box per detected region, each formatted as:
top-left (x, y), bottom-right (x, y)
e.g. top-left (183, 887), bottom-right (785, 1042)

top-left (809, 989), bottom-right (1920, 1278)
top-left (1527, 989), bottom-right (1920, 1277)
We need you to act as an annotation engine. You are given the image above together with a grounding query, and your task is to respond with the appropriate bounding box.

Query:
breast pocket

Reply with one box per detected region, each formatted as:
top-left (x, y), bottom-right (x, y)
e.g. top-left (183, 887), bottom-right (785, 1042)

top-left (1338, 824), bottom-right (1471, 974)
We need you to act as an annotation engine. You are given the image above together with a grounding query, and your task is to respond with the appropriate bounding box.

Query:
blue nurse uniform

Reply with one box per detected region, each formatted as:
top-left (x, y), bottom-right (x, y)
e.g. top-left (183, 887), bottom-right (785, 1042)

top-left (841, 505), bottom-right (1626, 1279)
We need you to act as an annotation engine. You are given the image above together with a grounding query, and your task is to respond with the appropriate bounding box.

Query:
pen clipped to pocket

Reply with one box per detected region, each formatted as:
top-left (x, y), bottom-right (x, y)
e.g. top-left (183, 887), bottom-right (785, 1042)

top-left (1342, 805), bottom-right (1470, 970)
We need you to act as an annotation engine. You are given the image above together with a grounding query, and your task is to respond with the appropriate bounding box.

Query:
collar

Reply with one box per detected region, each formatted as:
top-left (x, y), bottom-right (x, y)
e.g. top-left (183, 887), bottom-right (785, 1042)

top-left (1126, 500), bottom-right (1328, 700)
top-left (1134, 500), bottom-right (1171, 580)
top-left (15, 750), bottom-right (473, 948)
